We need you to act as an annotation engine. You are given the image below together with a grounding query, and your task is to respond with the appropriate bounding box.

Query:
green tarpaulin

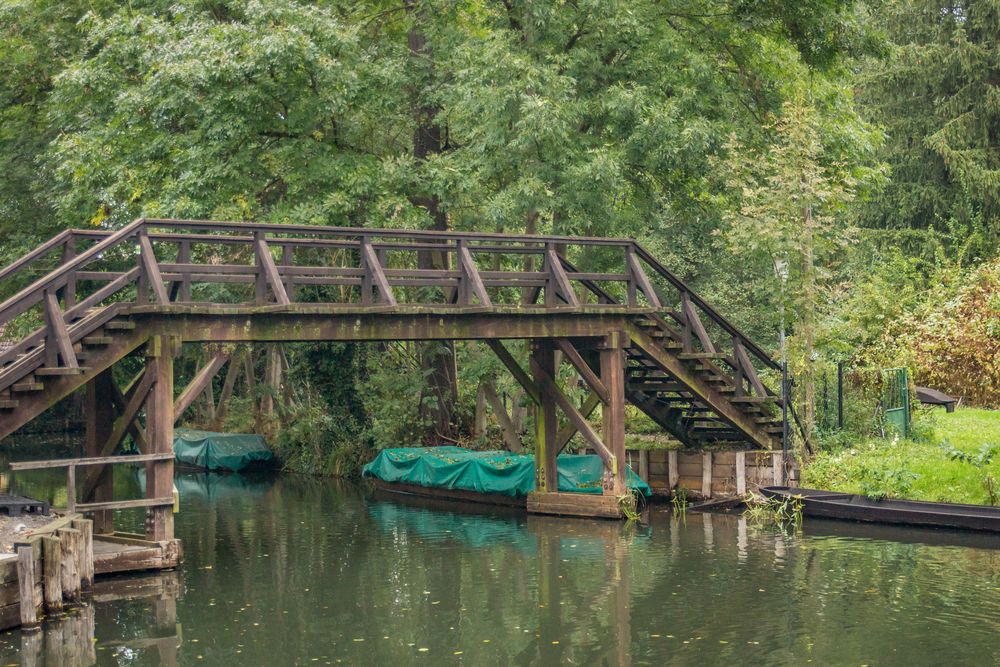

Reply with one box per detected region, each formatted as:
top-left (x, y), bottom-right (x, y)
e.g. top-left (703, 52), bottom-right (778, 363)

top-left (362, 446), bottom-right (651, 498)
top-left (173, 429), bottom-right (275, 472)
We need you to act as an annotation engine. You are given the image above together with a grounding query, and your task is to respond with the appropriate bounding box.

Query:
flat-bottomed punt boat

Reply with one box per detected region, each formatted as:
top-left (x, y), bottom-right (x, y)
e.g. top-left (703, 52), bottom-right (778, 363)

top-left (761, 486), bottom-right (1000, 533)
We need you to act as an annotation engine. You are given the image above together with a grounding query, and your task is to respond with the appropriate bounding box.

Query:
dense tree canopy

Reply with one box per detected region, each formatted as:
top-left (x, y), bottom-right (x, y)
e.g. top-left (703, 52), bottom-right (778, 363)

top-left (0, 0), bottom-right (995, 456)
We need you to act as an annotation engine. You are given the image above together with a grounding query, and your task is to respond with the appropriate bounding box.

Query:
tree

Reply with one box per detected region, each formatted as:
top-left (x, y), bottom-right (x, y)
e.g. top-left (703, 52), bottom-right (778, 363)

top-left (721, 101), bottom-right (859, 433)
top-left (858, 0), bottom-right (1000, 262)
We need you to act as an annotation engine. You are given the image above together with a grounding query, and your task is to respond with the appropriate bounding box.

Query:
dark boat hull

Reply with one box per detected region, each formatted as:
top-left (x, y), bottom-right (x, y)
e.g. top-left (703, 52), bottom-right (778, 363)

top-left (369, 479), bottom-right (527, 509)
top-left (761, 486), bottom-right (1000, 533)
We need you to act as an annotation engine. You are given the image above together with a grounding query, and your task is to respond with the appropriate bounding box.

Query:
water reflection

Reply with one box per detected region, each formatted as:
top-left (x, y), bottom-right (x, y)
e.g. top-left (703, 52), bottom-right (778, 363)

top-left (0, 472), bottom-right (997, 665)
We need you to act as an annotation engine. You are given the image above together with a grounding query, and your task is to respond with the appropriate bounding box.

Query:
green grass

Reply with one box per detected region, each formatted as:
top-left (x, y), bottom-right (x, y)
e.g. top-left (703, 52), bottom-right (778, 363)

top-left (803, 407), bottom-right (1000, 505)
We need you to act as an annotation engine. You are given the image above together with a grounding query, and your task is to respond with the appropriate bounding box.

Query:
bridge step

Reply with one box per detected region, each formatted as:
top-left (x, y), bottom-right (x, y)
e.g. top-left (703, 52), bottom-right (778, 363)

top-left (83, 336), bottom-right (113, 346)
top-left (104, 321), bottom-right (136, 331)
top-left (730, 396), bottom-right (779, 404)
top-left (12, 382), bottom-right (43, 393)
top-left (677, 352), bottom-right (728, 360)
top-left (35, 367), bottom-right (89, 376)
top-left (0, 400), bottom-right (17, 409)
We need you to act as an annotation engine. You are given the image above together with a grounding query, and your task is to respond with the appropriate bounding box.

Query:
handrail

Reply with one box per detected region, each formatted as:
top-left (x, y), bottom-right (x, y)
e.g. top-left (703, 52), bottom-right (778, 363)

top-left (0, 229), bottom-right (73, 284)
top-left (0, 218), bottom-right (146, 327)
top-left (632, 244), bottom-right (779, 370)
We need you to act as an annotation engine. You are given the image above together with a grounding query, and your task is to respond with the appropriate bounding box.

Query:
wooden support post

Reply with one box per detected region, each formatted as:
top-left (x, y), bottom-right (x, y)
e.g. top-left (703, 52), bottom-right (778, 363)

top-left (17, 545), bottom-right (38, 628)
top-left (176, 240), bottom-right (192, 302)
top-left (72, 518), bottom-right (94, 587)
top-left (85, 370), bottom-right (116, 533)
top-left (481, 382), bottom-right (522, 452)
top-left (42, 535), bottom-right (63, 615)
top-left (555, 338), bottom-right (608, 403)
top-left (531, 340), bottom-right (558, 492)
top-left (254, 231), bottom-right (291, 306)
top-left (772, 451), bottom-right (784, 486)
top-left (702, 451), bottom-right (713, 498)
top-left (736, 451), bottom-right (747, 496)
top-left (145, 335), bottom-right (175, 542)
top-left (600, 333), bottom-right (626, 495)
top-left (56, 527), bottom-right (81, 603)
top-left (138, 229), bottom-right (169, 305)
top-left (174, 351), bottom-right (228, 419)
top-left (43, 290), bottom-right (78, 368)
top-left (638, 449), bottom-right (649, 483)
top-left (668, 450), bottom-right (679, 489)
top-left (554, 392), bottom-right (601, 453)
top-left (485, 340), bottom-right (540, 404)
top-left (214, 349), bottom-right (242, 428)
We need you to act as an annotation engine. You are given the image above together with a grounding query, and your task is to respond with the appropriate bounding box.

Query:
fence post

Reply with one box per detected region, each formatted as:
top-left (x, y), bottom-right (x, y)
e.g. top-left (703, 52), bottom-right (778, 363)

top-left (837, 361), bottom-right (844, 430)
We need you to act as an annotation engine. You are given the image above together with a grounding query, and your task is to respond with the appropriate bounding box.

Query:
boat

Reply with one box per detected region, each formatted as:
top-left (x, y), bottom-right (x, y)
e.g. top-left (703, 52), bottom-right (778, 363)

top-left (363, 446), bottom-right (650, 511)
top-left (760, 486), bottom-right (1000, 533)
top-left (173, 428), bottom-right (276, 472)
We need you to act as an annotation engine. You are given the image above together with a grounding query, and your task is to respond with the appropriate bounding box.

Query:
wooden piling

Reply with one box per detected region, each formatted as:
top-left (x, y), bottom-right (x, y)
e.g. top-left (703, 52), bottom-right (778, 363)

top-left (736, 452), bottom-right (747, 496)
top-left (702, 451), bottom-right (713, 498)
top-left (668, 450), bottom-right (679, 489)
top-left (56, 527), bottom-right (81, 603)
top-left (16, 546), bottom-right (38, 628)
top-left (71, 518), bottom-right (93, 587)
top-left (41, 536), bottom-right (63, 615)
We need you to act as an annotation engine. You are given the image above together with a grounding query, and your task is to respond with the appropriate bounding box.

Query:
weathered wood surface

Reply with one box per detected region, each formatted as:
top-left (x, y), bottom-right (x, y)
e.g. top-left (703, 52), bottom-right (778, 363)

top-left (527, 491), bottom-right (624, 519)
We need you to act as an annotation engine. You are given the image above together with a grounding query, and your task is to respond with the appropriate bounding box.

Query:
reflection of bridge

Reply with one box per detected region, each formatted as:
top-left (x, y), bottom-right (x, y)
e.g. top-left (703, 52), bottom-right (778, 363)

top-left (0, 219), bottom-right (783, 522)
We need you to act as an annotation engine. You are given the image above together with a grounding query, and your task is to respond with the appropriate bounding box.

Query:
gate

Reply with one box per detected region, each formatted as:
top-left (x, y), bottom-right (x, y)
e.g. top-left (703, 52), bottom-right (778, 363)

top-left (882, 367), bottom-right (910, 438)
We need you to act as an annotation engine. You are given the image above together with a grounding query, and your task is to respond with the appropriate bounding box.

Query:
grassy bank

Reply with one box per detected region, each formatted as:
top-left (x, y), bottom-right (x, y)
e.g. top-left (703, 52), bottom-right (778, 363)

top-left (803, 407), bottom-right (1000, 505)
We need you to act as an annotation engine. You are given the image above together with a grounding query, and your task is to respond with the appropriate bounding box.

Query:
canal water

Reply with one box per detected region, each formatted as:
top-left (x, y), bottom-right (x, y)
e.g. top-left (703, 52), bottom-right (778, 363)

top-left (0, 468), bottom-right (999, 665)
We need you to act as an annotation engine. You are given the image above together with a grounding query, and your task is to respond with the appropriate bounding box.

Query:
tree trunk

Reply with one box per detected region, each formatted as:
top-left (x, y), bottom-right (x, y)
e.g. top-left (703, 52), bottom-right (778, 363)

top-left (407, 0), bottom-right (458, 442)
top-left (799, 204), bottom-right (817, 435)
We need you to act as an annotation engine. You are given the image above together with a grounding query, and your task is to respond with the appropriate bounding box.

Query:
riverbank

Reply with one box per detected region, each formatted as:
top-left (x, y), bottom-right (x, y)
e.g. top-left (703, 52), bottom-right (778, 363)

top-left (803, 407), bottom-right (1000, 505)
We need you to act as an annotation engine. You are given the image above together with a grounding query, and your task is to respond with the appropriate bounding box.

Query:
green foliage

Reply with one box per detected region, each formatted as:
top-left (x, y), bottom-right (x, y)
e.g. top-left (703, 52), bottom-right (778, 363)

top-left (945, 442), bottom-right (999, 505)
top-left (805, 407), bottom-right (1000, 504)
top-left (743, 493), bottom-right (803, 527)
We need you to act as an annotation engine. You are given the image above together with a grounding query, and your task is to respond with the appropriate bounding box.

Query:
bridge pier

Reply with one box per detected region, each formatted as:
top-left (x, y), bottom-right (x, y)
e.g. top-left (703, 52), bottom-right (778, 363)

top-left (600, 332), bottom-right (627, 498)
top-left (531, 340), bottom-right (558, 493)
top-left (84, 370), bottom-right (116, 534)
top-left (144, 335), bottom-right (175, 543)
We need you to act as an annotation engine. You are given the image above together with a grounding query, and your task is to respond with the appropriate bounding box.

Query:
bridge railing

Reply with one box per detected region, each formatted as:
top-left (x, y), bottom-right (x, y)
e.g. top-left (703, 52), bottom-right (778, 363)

top-left (0, 219), bottom-right (777, 395)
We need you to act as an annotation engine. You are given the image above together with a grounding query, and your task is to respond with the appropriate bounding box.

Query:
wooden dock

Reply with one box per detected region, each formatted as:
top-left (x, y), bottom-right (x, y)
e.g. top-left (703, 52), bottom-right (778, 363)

top-left (0, 513), bottom-right (179, 632)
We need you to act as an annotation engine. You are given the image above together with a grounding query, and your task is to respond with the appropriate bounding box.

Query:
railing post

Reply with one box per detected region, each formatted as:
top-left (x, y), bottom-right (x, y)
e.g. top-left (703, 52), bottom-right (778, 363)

top-left (360, 236), bottom-right (373, 306)
top-left (680, 292), bottom-right (693, 351)
top-left (456, 240), bottom-right (469, 305)
top-left (732, 336), bottom-right (746, 397)
top-left (61, 235), bottom-right (77, 310)
top-left (281, 244), bottom-right (295, 297)
top-left (177, 240), bottom-right (192, 302)
top-left (254, 231), bottom-right (267, 306)
top-left (626, 247), bottom-right (638, 307)
top-left (66, 464), bottom-right (76, 514)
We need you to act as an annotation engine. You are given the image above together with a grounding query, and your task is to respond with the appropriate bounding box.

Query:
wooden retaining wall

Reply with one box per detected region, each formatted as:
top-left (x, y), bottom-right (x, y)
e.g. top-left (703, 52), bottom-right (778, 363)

top-left (616, 449), bottom-right (799, 499)
top-left (0, 515), bottom-right (93, 631)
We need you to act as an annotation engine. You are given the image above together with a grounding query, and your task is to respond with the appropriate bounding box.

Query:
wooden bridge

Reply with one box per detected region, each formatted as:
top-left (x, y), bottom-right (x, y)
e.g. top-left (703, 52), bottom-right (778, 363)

top-left (0, 218), bottom-right (783, 523)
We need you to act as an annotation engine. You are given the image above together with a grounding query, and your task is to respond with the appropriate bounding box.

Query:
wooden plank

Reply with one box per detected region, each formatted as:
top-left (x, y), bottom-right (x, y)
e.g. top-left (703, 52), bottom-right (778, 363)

top-left (361, 238), bottom-right (397, 306)
top-left (485, 340), bottom-right (540, 405)
top-left (174, 351), bottom-right (228, 418)
top-left (773, 451), bottom-right (784, 486)
top-left (526, 491), bottom-right (623, 519)
top-left (545, 245), bottom-right (579, 306)
top-left (138, 230), bottom-right (169, 305)
top-left (75, 497), bottom-right (174, 512)
top-left (555, 338), bottom-right (608, 403)
top-left (254, 233), bottom-right (291, 306)
top-left (457, 242), bottom-right (492, 306)
top-left (16, 546), bottom-right (37, 628)
top-left (43, 290), bottom-right (78, 368)
top-left (10, 453), bottom-right (173, 470)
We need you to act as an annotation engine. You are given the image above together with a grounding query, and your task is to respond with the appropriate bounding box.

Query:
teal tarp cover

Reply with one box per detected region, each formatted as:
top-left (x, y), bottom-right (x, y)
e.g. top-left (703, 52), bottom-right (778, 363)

top-left (362, 446), bottom-right (651, 498)
top-left (173, 428), bottom-right (275, 472)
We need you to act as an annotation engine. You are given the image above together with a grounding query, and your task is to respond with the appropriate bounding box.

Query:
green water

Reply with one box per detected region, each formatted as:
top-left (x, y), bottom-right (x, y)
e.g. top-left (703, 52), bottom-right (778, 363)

top-left (1, 468), bottom-right (999, 665)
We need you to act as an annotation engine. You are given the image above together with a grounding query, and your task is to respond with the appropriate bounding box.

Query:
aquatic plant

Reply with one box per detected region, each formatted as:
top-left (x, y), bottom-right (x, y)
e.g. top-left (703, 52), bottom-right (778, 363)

top-left (671, 486), bottom-right (689, 515)
top-left (743, 493), bottom-right (803, 527)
